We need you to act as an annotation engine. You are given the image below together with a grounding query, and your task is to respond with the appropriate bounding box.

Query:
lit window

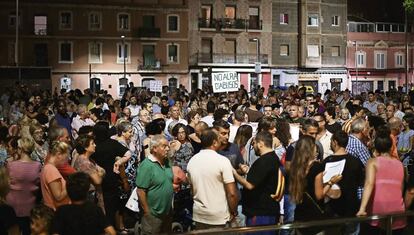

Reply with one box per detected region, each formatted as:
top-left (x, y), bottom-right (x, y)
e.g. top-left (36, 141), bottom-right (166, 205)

top-left (117, 42), bottom-right (130, 63)
top-left (168, 44), bottom-right (179, 63)
top-left (375, 52), bottom-right (386, 69)
top-left (395, 53), bottom-right (404, 67)
top-left (89, 42), bottom-right (102, 63)
top-left (331, 46), bottom-right (340, 57)
top-left (307, 45), bottom-right (319, 57)
top-left (332, 16), bottom-right (339, 26)
top-left (280, 13), bottom-right (288, 24)
top-left (280, 45), bottom-right (289, 56)
top-left (308, 14), bottom-right (318, 26)
top-left (34, 16), bottom-right (47, 35)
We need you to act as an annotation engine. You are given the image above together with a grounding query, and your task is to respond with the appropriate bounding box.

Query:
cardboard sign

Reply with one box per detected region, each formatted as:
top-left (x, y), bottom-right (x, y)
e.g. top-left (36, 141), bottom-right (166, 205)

top-left (149, 80), bottom-right (162, 92)
top-left (212, 72), bottom-right (239, 93)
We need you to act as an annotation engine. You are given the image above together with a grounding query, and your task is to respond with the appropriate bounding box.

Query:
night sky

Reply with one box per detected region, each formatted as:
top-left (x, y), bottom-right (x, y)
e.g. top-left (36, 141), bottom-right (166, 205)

top-left (348, 0), bottom-right (405, 23)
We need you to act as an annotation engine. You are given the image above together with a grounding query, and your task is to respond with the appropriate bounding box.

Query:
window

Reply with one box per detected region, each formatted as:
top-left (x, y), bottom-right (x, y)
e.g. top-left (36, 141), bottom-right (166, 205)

top-left (167, 44), bottom-right (179, 63)
top-left (59, 42), bottom-right (73, 63)
top-left (9, 13), bottom-right (21, 27)
top-left (280, 13), bottom-right (288, 24)
top-left (249, 7), bottom-right (260, 29)
top-left (375, 52), bottom-right (386, 69)
top-left (280, 45), bottom-right (289, 56)
top-left (118, 13), bottom-right (130, 31)
top-left (331, 46), bottom-right (340, 57)
top-left (89, 12), bottom-right (102, 30)
top-left (307, 45), bottom-right (319, 57)
top-left (308, 14), bottom-right (318, 26)
top-left (356, 51), bottom-right (366, 67)
top-left (225, 6), bottom-right (236, 19)
top-left (34, 16), bottom-right (47, 35)
top-left (395, 53), bottom-right (404, 67)
top-left (169, 77), bottom-right (178, 93)
top-left (119, 77), bottom-right (128, 97)
top-left (117, 42), bottom-right (130, 63)
top-left (59, 11), bottom-right (72, 30)
top-left (332, 16), bottom-right (339, 26)
top-left (89, 42), bottom-right (102, 63)
top-left (167, 15), bottom-right (179, 32)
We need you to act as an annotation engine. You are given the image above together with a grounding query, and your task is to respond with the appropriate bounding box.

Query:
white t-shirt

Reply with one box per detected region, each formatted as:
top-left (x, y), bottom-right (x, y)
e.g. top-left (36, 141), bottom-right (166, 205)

top-left (200, 115), bottom-right (214, 127)
top-left (229, 124), bottom-right (240, 143)
top-left (187, 149), bottom-right (235, 225)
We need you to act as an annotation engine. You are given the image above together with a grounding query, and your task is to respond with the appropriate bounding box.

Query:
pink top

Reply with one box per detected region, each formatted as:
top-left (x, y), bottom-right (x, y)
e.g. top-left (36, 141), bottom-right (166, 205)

top-left (40, 164), bottom-right (71, 210)
top-left (368, 157), bottom-right (406, 229)
top-left (6, 161), bottom-right (41, 217)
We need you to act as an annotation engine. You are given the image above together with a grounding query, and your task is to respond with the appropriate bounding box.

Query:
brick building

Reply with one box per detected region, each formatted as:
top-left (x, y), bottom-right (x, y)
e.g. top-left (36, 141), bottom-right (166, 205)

top-left (272, 0), bottom-right (348, 94)
top-left (0, 0), bottom-right (189, 97)
top-left (188, 0), bottom-right (273, 94)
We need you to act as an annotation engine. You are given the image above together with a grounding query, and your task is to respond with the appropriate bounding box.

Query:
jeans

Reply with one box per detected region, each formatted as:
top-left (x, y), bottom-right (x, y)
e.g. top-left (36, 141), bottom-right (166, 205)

top-left (280, 194), bottom-right (296, 235)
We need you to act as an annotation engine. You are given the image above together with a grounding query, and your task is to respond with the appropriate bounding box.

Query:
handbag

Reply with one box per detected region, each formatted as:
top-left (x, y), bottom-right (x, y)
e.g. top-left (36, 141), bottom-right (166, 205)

top-left (304, 192), bottom-right (326, 218)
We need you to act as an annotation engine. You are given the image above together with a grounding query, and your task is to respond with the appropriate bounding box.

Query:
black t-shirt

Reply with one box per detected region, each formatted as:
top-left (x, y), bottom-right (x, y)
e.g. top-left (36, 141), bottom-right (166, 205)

top-left (323, 154), bottom-right (364, 217)
top-left (242, 151), bottom-right (281, 217)
top-left (51, 201), bottom-right (110, 235)
top-left (326, 122), bottom-right (342, 135)
top-left (91, 139), bottom-right (129, 193)
top-left (0, 204), bottom-right (17, 235)
top-left (295, 161), bottom-right (324, 221)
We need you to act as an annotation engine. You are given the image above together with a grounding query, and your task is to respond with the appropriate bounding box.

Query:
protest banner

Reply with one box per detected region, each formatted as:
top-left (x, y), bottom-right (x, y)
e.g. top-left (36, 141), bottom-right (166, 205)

top-left (212, 72), bottom-right (239, 93)
top-left (149, 80), bottom-right (162, 92)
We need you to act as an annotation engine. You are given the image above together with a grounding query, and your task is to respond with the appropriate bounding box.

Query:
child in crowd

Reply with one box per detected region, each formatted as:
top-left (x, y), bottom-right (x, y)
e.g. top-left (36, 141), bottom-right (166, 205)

top-left (30, 205), bottom-right (54, 235)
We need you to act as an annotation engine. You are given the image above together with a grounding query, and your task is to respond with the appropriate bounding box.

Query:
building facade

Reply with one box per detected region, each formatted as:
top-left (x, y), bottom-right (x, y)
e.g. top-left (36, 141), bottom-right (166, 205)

top-left (272, 0), bottom-right (348, 94)
top-left (0, 0), bottom-right (189, 97)
top-left (188, 0), bottom-right (273, 94)
top-left (347, 21), bottom-right (413, 93)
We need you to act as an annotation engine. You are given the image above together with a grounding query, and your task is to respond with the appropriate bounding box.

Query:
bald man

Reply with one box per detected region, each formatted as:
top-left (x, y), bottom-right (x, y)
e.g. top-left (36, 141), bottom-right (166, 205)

top-left (388, 117), bottom-right (402, 159)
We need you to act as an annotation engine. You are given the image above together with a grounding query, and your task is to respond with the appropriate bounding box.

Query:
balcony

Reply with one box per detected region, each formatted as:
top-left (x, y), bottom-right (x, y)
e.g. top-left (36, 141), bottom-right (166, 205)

top-left (199, 18), bottom-right (262, 31)
top-left (137, 27), bottom-right (160, 38)
top-left (196, 53), bottom-right (268, 64)
top-left (138, 59), bottom-right (162, 72)
top-left (198, 18), bottom-right (218, 30)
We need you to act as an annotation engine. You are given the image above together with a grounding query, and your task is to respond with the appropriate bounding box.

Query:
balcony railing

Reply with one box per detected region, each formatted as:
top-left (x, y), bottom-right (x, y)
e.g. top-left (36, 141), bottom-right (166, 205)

top-left (196, 53), bottom-right (268, 64)
top-left (138, 59), bottom-right (161, 71)
top-left (199, 18), bottom-right (262, 31)
top-left (137, 27), bottom-right (161, 38)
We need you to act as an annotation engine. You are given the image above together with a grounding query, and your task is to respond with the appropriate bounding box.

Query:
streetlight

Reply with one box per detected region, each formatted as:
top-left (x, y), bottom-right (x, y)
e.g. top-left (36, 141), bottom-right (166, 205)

top-left (355, 41), bottom-right (358, 94)
top-left (15, 0), bottom-right (20, 83)
top-left (253, 38), bottom-right (261, 94)
top-left (121, 35), bottom-right (126, 80)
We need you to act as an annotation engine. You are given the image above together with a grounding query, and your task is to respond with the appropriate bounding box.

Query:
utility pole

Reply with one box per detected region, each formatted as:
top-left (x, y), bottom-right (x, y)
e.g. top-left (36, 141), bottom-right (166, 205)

top-left (405, 10), bottom-right (409, 93)
top-left (121, 35), bottom-right (126, 80)
top-left (15, 0), bottom-right (20, 83)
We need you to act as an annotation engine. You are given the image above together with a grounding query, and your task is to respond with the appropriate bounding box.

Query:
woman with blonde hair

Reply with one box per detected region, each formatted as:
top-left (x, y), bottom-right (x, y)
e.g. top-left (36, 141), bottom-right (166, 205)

top-left (6, 137), bottom-right (41, 235)
top-left (40, 141), bottom-right (71, 210)
top-left (289, 136), bottom-right (342, 234)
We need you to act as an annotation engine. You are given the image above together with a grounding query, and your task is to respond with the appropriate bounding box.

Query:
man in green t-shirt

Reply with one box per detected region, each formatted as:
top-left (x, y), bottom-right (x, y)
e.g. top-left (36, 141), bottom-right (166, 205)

top-left (136, 134), bottom-right (174, 234)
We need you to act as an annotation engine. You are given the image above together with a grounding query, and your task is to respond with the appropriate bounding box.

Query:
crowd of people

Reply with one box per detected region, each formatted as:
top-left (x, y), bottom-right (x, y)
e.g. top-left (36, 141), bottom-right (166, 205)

top-left (1, 83), bottom-right (414, 235)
